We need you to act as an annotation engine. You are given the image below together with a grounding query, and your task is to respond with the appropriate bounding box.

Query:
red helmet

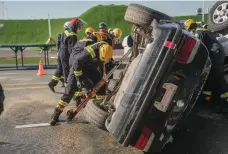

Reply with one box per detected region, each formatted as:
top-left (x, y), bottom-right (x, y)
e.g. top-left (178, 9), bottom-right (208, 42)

top-left (70, 18), bottom-right (79, 25)
top-left (70, 17), bottom-right (87, 32)
top-left (71, 18), bottom-right (87, 26)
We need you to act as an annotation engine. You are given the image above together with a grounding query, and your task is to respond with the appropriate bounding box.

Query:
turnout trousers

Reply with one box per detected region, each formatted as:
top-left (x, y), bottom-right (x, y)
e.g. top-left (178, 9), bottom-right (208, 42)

top-left (56, 66), bottom-right (106, 111)
top-left (53, 50), bottom-right (70, 83)
top-left (48, 50), bottom-right (70, 90)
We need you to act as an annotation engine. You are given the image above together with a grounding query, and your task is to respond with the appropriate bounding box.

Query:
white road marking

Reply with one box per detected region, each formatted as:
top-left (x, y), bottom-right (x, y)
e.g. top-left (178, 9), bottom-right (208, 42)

top-left (4, 82), bottom-right (48, 86)
top-left (0, 72), bottom-right (19, 75)
top-left (15, 121), bottom-right (74, 128)
top-left (15, 123), bottom-right (51, 128)
top-left (11, 78), bottom-right (33, 81)
top-left (0, 77), bottom-right (10, 79)
top-left (4, 86), bottom-right (47, 91)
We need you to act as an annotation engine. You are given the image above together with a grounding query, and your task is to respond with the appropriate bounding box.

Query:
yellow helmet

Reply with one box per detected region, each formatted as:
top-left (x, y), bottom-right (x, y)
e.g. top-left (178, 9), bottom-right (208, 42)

top-left (113, 28), bottom-right (122, 38)
top-left (93, 32), bottom-right (101, 41)
top-left (85, 27), bottom-right (94, 34)
top-left (99, 44), bottom-right (113, 63)
top-left (184, 19), bottom-right (196, 30)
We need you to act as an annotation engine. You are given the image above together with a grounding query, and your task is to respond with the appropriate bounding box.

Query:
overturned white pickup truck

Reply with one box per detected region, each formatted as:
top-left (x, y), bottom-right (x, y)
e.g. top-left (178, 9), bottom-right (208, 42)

top-left (83, 1), bottom-right (228, 153)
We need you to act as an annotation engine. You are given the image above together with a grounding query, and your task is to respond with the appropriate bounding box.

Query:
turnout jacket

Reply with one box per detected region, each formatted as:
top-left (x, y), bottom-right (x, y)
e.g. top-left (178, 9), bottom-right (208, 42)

top-left (72, 41), bottom-right (108, 80)
top-left (69, 38), bottom-right (97, 67)
top-left (58, 27), bottom-right (78, 55)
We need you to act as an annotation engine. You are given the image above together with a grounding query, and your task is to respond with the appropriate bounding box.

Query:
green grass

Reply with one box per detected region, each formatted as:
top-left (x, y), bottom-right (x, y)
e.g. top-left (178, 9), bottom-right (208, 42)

top-left (0, 57), bottom-right (57, 64)
top-left (0, 4), bottom-right (209, 45)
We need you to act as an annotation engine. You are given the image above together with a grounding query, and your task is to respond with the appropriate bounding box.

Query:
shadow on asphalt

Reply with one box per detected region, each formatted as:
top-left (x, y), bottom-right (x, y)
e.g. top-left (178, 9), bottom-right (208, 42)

top-left (161, 110), bottom-right (228, 154)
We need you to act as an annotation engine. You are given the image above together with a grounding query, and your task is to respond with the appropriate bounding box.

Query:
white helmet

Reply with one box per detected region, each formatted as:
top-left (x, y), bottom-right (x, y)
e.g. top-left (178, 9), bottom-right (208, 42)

top-left (63, 21), bottom-right (70, 28)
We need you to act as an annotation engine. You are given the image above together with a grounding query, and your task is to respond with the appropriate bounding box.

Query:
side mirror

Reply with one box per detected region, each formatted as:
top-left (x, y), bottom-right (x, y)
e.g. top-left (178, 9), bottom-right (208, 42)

top-left (122, 35), bottom-right (133, 48)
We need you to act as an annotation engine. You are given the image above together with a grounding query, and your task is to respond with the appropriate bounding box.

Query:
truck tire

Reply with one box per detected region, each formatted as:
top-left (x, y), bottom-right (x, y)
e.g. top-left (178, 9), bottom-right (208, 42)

top-left (208, 1), bottom-right (228, 35)
top-left (124, 3), bottom-right (172, 28)
top-left (83, 100), bottom-right (109, 129)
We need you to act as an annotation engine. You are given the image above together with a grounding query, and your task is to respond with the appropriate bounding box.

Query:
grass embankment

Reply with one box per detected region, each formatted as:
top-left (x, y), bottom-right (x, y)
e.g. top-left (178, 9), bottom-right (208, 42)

top-left (0, 4), bottom-right (209, 64)
top-left (0, 5), bottom-right (130, 44)
top-left (0, 4), bottom-right (208, 44)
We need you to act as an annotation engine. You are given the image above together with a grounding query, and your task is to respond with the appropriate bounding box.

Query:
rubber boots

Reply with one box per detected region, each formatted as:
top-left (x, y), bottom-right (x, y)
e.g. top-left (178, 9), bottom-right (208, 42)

top-left (48, 79), bottom-right (58, 92)
top-left (49, 108), bottom-right (63, 126)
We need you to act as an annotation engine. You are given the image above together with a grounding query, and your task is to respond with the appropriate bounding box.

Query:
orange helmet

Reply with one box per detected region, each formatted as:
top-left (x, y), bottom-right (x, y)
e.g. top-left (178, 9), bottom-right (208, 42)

top-left (85, 27), bottom-right (94, 34)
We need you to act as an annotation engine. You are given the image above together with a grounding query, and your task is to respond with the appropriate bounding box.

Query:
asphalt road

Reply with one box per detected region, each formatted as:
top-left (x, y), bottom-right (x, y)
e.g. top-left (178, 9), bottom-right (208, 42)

top-left (1, 69), bottom-right (228, 154)
top-left (0, 69), bottom-right (142, 154)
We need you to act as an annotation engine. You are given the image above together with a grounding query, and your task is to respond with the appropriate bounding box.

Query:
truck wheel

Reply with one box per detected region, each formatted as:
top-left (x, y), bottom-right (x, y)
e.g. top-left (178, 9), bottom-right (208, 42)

top-left (124, 3), bottom-right (172, 28)
top-left (208, 1), bottom-right (228, 35)
top-left (83, 100), bottom-right (109, 129)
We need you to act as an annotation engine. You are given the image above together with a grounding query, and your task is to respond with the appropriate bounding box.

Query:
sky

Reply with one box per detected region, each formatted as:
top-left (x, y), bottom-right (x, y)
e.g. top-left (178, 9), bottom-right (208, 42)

top-left (0, 1), bottom-right (217, 20)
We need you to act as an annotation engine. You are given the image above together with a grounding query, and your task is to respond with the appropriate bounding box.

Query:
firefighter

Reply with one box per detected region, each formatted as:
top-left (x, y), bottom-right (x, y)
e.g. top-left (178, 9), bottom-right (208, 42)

top-left (84, 27), bottom-right (97, 41)
top-left (48, 18), bottom-right (86, 92)
top-left (98, 25), bottom-right (123, 94)
top-left (184, 19), bottom-right (228, 107)
top-left (99, 22), bottom-right (107, 30)
top-left (57, 22), bottom-right (70, 87)
top-left (70, 29), bottom-right (98, 106)
top-left (99, 27), bottom-right (122, 75)
top-left (98, 22), bottom-right (112, 45)
top-left (109, 28), bottom-right (122, 39)
top-left (49, 41), bottom-right (113, 125)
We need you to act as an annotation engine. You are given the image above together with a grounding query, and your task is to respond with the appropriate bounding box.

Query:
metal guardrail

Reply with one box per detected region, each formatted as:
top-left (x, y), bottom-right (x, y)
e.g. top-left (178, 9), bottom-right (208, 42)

top-left (0, 44), bottom-right (56, 70)
top-left (0, 39), bottom-right (124, 70)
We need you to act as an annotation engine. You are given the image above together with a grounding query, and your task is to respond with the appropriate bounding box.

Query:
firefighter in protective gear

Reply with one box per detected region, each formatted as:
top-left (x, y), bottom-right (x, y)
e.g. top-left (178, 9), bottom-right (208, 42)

top-left (108, 28), bottom-right (122, 46)
top-left (108, 28), bottom-right (113, 34)
top-left (184, 19), bottom-right (228, 106)
top-left (85, 27), bottom-right (94, 35)
top-left (99, 27), bottom-right (122, 72)
top-left (63, 21), bottom-right (70, 29)
top-left (98, 22), bottom-right (112, 45)
top-left (48, 18), bottom-right (86, 92)
top-left (99, 22), bottom-right (107, 30)
top-left (70, 35), bottom-right (98, 106)
top-left (93, 32), bottom-right (102, 41)
top-left (98, 22), bottom-right (116, 86)
top-left (49, 42), bottom-right (113, 125)
top-left (57, 21), bottom-right (71, 87)
top-left (84, 27), bottom-right (97, 42)
top-left (111, 28), bottom-right (122, 38)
